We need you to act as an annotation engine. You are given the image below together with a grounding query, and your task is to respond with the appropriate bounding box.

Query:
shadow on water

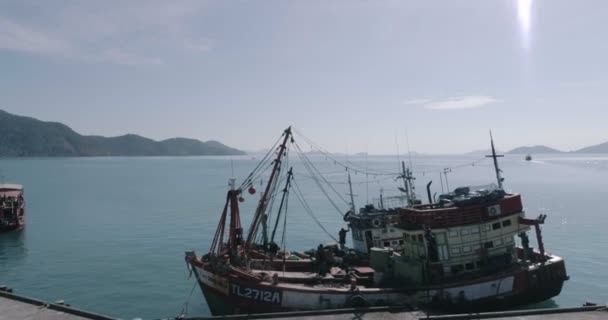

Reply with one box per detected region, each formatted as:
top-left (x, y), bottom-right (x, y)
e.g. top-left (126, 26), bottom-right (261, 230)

top-left (0, 229), bottom-right (27, 266)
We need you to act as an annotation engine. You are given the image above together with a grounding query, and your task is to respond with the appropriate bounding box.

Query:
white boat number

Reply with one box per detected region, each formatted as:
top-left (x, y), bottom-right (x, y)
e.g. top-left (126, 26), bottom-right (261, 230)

top-left (230, 284), bottom-right (281, 304)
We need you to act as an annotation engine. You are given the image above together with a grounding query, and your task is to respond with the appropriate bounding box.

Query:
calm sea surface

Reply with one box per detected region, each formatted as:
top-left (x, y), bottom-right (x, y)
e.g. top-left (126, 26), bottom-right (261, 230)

top-left (1, 154), bottom-right (607, 319)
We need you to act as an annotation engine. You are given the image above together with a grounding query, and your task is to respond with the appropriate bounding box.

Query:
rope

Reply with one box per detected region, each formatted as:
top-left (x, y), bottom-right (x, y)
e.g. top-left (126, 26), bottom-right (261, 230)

top-left (293, 128), bottom-right (399, 176)
top-left (239, 134), bottom-right (283, 190)
top-left (292, 140), bottom-right (348, 216)
top-left (418, 157), bottom-right (488, 177)
top-left (176, 281), bottom-right (198, 319)
top-left (291, 177), bottom-right (339, 242)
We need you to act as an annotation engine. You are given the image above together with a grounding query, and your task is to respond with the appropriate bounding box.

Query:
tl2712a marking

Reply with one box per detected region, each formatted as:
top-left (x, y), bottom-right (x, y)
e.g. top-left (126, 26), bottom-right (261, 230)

top-left (230, 283), bottom-right (281, 304)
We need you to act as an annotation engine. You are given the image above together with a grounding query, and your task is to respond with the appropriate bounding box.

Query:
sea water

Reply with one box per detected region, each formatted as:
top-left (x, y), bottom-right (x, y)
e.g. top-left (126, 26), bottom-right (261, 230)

top-left (0, 154), bottom-right (607, 319)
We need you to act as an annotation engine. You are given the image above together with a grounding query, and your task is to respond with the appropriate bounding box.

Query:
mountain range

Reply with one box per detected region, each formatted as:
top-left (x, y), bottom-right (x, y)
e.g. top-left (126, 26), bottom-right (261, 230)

top-left (0, 110), bottom-right (245, 157)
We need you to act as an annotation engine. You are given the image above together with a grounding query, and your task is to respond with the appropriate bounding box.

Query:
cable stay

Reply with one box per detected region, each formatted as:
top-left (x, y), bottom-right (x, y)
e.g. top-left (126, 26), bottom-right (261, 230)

top-left (291, 176), bottom-right (339, 243)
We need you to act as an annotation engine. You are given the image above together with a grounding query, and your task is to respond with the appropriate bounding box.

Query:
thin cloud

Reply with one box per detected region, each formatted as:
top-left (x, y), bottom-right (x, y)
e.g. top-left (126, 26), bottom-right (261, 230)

top-left (402, 98), bottom-right (431, 105)
top-left (0, 1), bottom-right (212, 66)
top-left (403, 95), bottom-right (500, 110)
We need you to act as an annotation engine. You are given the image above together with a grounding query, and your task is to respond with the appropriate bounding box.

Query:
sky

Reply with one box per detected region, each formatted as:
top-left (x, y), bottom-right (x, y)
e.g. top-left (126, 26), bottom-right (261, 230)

top-left (1, 0), bottom-right (607, 154)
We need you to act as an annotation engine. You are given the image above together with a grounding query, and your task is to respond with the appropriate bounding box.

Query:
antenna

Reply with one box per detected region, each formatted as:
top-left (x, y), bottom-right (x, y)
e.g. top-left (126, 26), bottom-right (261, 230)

top-left (485, 130), bottom-right (505, 190)
top-left (395, 134), bottom-right (401, 175)
top-left (405, 127), bottom-right (413, 169)
top-left (365, 149), bottom-right (369, 204)
top-left (442, 168), bottom-right (451, 192)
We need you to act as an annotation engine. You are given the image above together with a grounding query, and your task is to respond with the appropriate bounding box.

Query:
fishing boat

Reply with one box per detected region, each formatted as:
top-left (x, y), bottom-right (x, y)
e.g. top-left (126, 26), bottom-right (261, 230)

top-left (525, 154), bottom-right (532, 161)
top-left (185, 128), bottom-right (568, 315)
top-left (0, 184), bottom-right (25, 232)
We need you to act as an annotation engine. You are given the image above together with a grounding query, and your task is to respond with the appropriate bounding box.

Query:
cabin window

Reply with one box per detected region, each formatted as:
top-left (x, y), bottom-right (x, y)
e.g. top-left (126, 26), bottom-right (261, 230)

top-left (483, 225), bottom-right (491, 232)
top-left (492, 222), bottom-right (501, 230)
top-left (392, 241), bottom-right (398, 246)
top-left (462, 246), bottom-right (472, 253)
top-left (451, 247), bottom-right (461, 255)
top-left (382, 229), bottom-right (388, 233)
top-left (484, 241), bottom-right (494, 249)
top-left (476, 261), bottom-right (485, 268)
top-left (417, 234), bottom-right (424, 243)
top-left (383, 241), bottom-right (390, 247)
top-left (465, 262), bottom-right (475, 270)
top-left (504, 236), bottom-right (513, 243)
top-left (451, 264), bottom-right (464, 274)
top-left (449, 231), bottom-right (458, 237)
top-left (495, 238), bottom-right (503, 246)
top-left (399, 240), bottom-right (404, 245)
top-left (472, 244), bottom-right (481, 250)
top-left (470, 226), bottom-right (480, 234)
top-left (390, 229), bottom-right (395, 232)
top-left (502, 219), bottom-right (512, 227)
top-left (461, 229), bottom-right (469, 236)
top-left (404, 233), bottom-right (410, 240)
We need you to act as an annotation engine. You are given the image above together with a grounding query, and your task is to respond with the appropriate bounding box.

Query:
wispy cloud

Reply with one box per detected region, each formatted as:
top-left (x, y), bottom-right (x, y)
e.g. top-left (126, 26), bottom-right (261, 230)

top-left (403, 95), bottom-right (500, 110)
top-left (402, 98), bottom-right (431, 105)
top-left (0, 1), bottom-right (212, 65)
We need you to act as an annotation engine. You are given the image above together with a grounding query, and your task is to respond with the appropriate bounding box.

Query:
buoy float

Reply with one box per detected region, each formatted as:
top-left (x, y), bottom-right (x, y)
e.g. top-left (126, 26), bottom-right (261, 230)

top-left (238, 196), bottom-right (245, 202)
top-left (248, 187), bottom-right (256, 195)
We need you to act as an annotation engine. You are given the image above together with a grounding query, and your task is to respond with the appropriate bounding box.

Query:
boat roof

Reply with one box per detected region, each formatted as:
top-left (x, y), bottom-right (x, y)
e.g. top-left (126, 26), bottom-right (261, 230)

top-left (0, 184), bottom-right (23, 192)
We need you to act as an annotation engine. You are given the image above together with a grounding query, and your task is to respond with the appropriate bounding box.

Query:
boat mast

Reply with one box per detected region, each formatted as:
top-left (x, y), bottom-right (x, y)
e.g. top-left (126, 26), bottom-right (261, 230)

top-left (401, 161), bottom-right (411, 206)
top-left (401, 161), bottom-right (416, 207)
top-left (244, 127), bottom-right (292, 252)
top-left (347, 171), bottom-right (356, 214)
top-left (485, 130), bottom-right (505, 190)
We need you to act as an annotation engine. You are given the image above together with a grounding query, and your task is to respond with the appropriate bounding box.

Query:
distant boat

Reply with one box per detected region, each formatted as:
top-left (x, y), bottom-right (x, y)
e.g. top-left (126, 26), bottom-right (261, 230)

top-left (525, 154), bottom-right (532, 161)
top-left (0, 184), bottom-right (25, 232)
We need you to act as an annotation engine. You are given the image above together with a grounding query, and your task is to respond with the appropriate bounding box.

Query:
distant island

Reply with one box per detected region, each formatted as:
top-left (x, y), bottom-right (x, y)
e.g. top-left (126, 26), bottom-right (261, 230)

top-left (507, 142), bottom-right (608, 154)
top-left (507, 145), bottom-right (563, 154)
top-left (0, 110), bottom-right (245, 157)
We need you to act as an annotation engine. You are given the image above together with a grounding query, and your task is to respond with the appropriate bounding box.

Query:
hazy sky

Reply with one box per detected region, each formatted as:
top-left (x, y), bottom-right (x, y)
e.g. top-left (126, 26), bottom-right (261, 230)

top-left (1, 0), bottom-right (607, 154)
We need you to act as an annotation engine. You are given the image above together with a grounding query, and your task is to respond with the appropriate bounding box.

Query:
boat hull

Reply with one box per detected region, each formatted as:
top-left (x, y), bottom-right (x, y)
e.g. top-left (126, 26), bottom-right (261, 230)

top-left (188, 253), bottom-right (567, 316)
top-left (0, 186), bottom-right (25, 233)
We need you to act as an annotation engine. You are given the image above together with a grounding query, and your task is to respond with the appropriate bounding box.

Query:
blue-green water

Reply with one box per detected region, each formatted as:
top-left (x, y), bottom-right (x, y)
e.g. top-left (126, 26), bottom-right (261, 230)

top-left (1, 154), bottom-right (607, 319)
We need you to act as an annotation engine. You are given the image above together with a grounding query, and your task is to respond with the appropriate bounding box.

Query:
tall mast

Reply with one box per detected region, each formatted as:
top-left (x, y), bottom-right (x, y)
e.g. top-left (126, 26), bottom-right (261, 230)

top-left (485, 130), bottom-right (505, 190)
top-left (347, 171), bottom-right (356, 214)
top-left (244, 127), bottom-right (292, 251)
top-left (401, 161), bottom-right (417, 207)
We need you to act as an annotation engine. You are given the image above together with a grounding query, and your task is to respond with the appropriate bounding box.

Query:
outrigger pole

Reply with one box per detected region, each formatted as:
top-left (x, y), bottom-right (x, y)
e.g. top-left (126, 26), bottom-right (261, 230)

top-left (244, 126), bottom-right (292, 252)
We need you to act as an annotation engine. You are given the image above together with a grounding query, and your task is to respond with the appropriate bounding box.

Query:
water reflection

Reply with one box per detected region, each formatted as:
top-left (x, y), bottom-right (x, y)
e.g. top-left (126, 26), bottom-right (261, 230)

top-left (0, 229), bottom-right (27, 266)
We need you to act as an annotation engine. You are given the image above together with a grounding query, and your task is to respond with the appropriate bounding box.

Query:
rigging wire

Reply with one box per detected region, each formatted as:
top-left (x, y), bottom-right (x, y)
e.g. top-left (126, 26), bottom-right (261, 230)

top-left (257, 145), bottom-right (291, 243)
top-left (292, 128), bottom-right (399, 176)
top-left (291, 176), bottom-right (339, 242)
top-left (296, 173), bottom-right (396, 185)
top-left (293, 127), bottom-right (490, 181)
top-left (238, 134), bottom-right (283, 190)
top-left (292, 140), bottom-right (348, 216)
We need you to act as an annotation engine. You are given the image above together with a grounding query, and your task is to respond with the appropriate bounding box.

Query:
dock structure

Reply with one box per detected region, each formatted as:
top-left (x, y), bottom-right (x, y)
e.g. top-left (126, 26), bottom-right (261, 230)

top-left (177, 305), bottom-right (608, 320)
top-left (0, 287), bottom-right (116, 320)
top-left (2, 285), bottom-right (606, 320)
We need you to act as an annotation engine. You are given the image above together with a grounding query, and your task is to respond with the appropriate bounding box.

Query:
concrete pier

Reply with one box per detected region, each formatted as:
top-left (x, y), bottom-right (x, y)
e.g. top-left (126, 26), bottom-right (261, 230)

top-left (177, 305), bottom-right (608, 320)
top-left (0, 287), bottom-right (116, 320)
top-left (2, 285), bottom-right (605, 320)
